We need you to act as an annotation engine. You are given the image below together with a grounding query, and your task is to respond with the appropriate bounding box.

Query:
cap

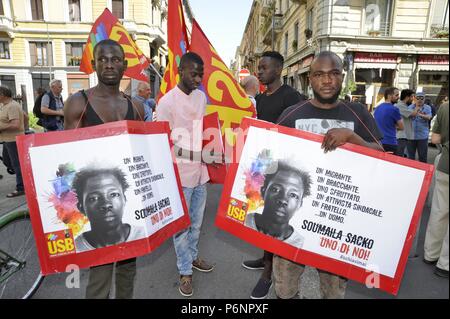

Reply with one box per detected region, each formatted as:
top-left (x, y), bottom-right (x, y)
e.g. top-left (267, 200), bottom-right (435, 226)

top-left (416, 92), bottom-right (425, 97)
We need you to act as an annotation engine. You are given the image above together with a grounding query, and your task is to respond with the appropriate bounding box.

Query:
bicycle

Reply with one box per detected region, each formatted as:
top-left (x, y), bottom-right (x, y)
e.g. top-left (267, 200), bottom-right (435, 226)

top-left (0, 210), bottom-right (44, 299)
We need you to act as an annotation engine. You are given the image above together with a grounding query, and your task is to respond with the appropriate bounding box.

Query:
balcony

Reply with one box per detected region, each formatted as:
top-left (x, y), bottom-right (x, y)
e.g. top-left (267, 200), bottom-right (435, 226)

top-left (262, 13), bottom-right (283, 46)
top-left (430, 25), bottom-right (449, 39)
top-left (365, 22), bottom-right (391, 37)
top-left (0, 16), bottom-right (15, 37)
top-left (260, 0), bottom-right (274, 17)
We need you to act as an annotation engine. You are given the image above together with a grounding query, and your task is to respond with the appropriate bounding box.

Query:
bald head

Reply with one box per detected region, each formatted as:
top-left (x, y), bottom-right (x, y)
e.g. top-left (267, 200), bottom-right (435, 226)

top-left (240, 75), bottom-right (259, 97)
top-left (310, 51), bottom-right (343, 73)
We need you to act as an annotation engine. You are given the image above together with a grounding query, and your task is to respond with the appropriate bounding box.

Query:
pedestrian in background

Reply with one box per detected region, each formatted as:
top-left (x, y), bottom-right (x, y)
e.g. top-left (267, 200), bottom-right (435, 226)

top-left (424, 101), bottom-right (449, 278)
top-left (41, 79), bottom-right (65, 131)
top-left (407, 92), bottom-right (432, 163)
top-left (395, 89), bottom-right (420, 157)
top-left (133, 81), bottom-right (156, 122)
top-left (240, 75), bottom-right (259, 108)
top-left (374, 87), bottom-right (404, 153)
top-left (0, 86), bottom-right (25, 198)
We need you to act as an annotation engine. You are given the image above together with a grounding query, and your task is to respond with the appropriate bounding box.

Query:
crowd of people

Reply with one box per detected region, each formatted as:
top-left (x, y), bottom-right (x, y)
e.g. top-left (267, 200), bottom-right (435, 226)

top-left (0, 38), bottom-right (447, 299)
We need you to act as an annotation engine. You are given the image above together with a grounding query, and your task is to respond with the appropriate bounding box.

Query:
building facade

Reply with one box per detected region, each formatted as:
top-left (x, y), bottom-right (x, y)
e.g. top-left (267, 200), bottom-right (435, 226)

top-left (238, 0), bottom-right (449, 110)
top-left (0, 0), bottom-right (169, 110)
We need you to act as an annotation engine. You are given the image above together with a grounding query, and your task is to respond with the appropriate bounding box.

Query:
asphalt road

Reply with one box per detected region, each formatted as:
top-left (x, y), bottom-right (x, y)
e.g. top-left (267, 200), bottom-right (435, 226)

top-left (0, 144), bottom-right (448, 299)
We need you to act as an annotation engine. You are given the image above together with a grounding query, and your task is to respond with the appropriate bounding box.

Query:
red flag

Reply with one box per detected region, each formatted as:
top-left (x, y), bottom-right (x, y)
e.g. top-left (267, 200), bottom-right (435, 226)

top-left (158, 0), bottom-right (189, 100)
top-left (189, 20), bottom-right (256, 148)
top-left (79, 8), bottom-right (149, 81)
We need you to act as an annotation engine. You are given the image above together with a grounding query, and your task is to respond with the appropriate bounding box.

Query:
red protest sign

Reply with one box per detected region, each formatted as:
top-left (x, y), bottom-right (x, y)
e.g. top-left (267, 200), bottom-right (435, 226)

top-left (216, 117), bottom-right (434, 295)
top-left (17, 121), bottom-right (189, 275)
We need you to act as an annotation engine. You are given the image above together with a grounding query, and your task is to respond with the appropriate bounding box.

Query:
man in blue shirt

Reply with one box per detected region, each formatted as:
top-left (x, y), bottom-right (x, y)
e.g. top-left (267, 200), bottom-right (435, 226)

top-left (374, 87), bottom-right (404, 153)
top-left (132, 81), bottom-right (156, 122)
top-left (407, 92), bottom-right (433, 163)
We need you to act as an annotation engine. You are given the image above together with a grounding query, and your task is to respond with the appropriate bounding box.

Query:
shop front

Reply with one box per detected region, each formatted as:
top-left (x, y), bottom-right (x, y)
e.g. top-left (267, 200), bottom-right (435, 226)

top-left (351, 52), bottom-right (398, 112)
top-left (67, 73), bottom-right (89, 97)
top-left (416, 54), bottom-right (449, 106)
top-left (298, 54), bottom-right (314, 97)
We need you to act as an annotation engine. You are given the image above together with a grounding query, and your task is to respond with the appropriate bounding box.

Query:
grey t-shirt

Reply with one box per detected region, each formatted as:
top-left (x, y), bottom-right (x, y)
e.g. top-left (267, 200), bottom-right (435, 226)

top-left (395, 101), bottom-right (415, 140)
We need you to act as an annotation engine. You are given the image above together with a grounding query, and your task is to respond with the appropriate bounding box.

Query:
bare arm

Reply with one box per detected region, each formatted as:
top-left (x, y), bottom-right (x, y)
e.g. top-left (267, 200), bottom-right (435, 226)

top-left (431, 133), bottom-right (441, 145)
top-left (396, 119), bottom-right (404, 131)
top-left (322, 128), bottom-right (384, 153)
top-left (63, 93), bottom-right (87, 130)
top-left (0, 119), bottom-right (21, 132)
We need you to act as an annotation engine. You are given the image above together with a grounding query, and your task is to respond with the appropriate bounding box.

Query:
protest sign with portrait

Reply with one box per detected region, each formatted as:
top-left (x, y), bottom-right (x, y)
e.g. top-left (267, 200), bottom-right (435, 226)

top-left (216, 117), bottom-right (434, 295)
top-left (17, 121), bottom-right (189, 275)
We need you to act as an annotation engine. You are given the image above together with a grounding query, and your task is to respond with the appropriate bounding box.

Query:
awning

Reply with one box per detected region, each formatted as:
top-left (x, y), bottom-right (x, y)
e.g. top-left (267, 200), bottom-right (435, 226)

top-left (355, 62), bottom-right (397, 70)
top-left (418, 64), bottom-right (449, 72)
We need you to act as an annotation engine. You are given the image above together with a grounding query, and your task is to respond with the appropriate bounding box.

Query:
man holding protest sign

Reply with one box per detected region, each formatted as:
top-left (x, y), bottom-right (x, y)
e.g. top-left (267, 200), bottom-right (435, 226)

top-left (64, 39), bottom-right (145, 299)
top-left (156, 52), bottom-right (218, 297)
top-left (275, 51), bottom-right (383, 299)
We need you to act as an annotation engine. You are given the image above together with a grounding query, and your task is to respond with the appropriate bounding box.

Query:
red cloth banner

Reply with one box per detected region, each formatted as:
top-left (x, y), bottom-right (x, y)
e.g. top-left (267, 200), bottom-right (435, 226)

top-left (216, 117), bottom-right (434, 295)
top-left (203, 112), bottom-right (227, 184)
top-left (157, 0), bottom-right (190, 100)
top-left (17, 121), bottom-right (189, 274)
top-left (79, 8), bottom-right (149, 81)
top-left (189, 20), bottom-right (257, 151)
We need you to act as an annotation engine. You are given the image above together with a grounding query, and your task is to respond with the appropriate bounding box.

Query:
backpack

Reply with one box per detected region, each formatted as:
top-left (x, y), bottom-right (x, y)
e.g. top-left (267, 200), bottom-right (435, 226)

top-left (33, 92), bottom-right (46, 120)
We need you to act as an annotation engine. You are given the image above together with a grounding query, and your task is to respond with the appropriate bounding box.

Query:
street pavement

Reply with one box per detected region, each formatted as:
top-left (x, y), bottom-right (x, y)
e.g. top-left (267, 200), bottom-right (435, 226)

top-left (0, 144), bottom-right (448, 299)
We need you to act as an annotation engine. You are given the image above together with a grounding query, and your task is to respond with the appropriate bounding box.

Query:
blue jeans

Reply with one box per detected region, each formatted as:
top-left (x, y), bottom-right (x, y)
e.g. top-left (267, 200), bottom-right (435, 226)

top-left (173, 184), bottom-right (207, 276)
top-left (407, 139), bottom-right (428, 163)
top-left (4, 142), bottom-right (24, 192)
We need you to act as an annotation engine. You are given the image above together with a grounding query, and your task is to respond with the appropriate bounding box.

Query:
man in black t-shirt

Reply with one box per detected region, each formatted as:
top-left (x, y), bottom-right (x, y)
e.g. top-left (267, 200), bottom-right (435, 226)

top-left (273, 51), bottom-right (383, 299)
top-left (255, 51), bottom-right (306, 123)
top-left (242, 51), bottom-right (306, 299)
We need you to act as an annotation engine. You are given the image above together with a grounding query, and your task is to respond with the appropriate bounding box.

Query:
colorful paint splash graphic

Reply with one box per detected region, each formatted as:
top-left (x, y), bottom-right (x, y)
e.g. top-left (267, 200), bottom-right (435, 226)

top-left (243, 149), bottom-right (274, 212)
top-left (48, 163), bottom-right (88, 237)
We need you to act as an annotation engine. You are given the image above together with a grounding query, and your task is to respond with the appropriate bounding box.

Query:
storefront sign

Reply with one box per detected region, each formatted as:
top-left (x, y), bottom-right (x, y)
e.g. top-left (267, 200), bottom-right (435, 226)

top-left (418, 55), bottom-right (449, 65)
top-left (354, 52), bottom-right (397, 63)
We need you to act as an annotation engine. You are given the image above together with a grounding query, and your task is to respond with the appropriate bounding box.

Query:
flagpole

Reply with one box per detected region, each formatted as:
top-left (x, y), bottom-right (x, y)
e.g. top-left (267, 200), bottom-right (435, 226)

top-left (149, 63), bottom-right (162, 79)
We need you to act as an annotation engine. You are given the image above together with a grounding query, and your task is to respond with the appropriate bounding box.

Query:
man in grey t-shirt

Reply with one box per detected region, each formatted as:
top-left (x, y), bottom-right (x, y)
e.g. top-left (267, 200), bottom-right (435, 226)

top-left (395, 89), bottom-right (420, 157)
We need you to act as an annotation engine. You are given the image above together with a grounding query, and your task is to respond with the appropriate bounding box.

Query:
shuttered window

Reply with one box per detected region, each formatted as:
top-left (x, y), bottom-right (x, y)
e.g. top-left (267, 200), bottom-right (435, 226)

top-left (69, 0), bottom-right (81, 22)
top-left (30, 42), bottom-right (53, 66)
top-left (112, 0), bottom-right (124, 19)
top-left (31, 0), bottom-right (44, 20)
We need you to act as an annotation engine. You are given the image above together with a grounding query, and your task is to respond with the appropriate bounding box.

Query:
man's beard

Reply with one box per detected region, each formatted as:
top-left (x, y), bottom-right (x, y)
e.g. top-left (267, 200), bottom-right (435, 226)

top-left (313, 86), bottom-right (342, 104)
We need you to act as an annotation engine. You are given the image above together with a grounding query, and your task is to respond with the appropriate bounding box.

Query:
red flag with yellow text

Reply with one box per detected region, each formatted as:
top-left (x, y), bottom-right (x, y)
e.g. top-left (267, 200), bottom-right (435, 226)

top-left (158, 0), bottom-right (189, 100)
top-left (79, 8), bottom-right (149, 81)
top-left (189, 20), bottom-right (257, 148)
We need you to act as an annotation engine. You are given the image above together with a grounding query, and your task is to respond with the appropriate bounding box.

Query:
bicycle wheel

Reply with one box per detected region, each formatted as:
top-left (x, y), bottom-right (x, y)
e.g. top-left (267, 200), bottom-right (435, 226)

top-left (0, 210), bottom-right (44, 299)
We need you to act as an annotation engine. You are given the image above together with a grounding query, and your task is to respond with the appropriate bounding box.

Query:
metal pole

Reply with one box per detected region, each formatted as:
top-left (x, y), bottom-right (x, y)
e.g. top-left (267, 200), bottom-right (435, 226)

top-left (149, 63), bottom-right (163, 79)
top-left (47, 21), bottom-right (52, 81)
top-left (271, 7), bottom-right (275, 51)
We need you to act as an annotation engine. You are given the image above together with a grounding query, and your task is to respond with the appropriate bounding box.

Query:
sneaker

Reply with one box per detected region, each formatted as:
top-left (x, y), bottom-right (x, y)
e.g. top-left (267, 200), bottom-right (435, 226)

top-left (192, 258), bottom-right (214, 272)
top-left (179, 275), bottom-right (193, 297)
top-left (242, 258), bottom-right (265, 270)
top-left (434, 267), bottom-right (449, 278)
top-left (250, 277), bottom-right (272, 299)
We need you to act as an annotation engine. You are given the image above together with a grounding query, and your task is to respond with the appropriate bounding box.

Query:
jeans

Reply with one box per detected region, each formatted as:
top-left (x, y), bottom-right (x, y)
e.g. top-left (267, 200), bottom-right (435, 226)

top-left (4, 142), bottom-right (24, 192)
top-left (407, 139), bottom-right (428, 163)
top-left (395, 138), bottom-right (408, 157)
top-left (173, 184), bottom-right (207, 276)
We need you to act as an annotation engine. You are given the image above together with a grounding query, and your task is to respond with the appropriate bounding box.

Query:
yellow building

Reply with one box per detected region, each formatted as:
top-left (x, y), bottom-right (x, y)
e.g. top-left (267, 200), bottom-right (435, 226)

top-left (238, 0), bottom-right (449, 109)
top-left (0, 0), bottom-right (169, 110)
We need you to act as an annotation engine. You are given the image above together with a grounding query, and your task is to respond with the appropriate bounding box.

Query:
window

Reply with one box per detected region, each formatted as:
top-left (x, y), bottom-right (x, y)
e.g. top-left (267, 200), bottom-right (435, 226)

top-left (0, 41), bottom-right (10, 59)
top-left (30, 42), bottom-right (53, 66)
top-left (284, 32), bottom-right (288, 56)
top-left (0, 75), bottom-right (16, 97)
top-left (294, 22), bottom-right (299, 48)
top-left (32, 73), bottom-right (50, 98)
top-left (30, 0), bottom-right (44, 20)
top-left (432, 0), bottom-right (449, 28)
top-left (278, 0), bottom-right (283, 14)
top-left (69, 0), bottom-right (81, 22)
top-left (364, 0), bottom-right (393, 36)
top-left (112, 0), bottom-right (124, 19)
top-left (0, 1), bottom-right (4, 15)
top-left (307, 8), bottom-right (313, 30)
top-left (66, 42), bottom-right (85, 66)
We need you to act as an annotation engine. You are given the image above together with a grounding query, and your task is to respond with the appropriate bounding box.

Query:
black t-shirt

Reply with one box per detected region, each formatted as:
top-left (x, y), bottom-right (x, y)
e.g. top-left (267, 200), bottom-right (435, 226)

top-left (276, 101), bottom-right (383, 143)
top-left (255, 84), bottom-right (306, 123)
